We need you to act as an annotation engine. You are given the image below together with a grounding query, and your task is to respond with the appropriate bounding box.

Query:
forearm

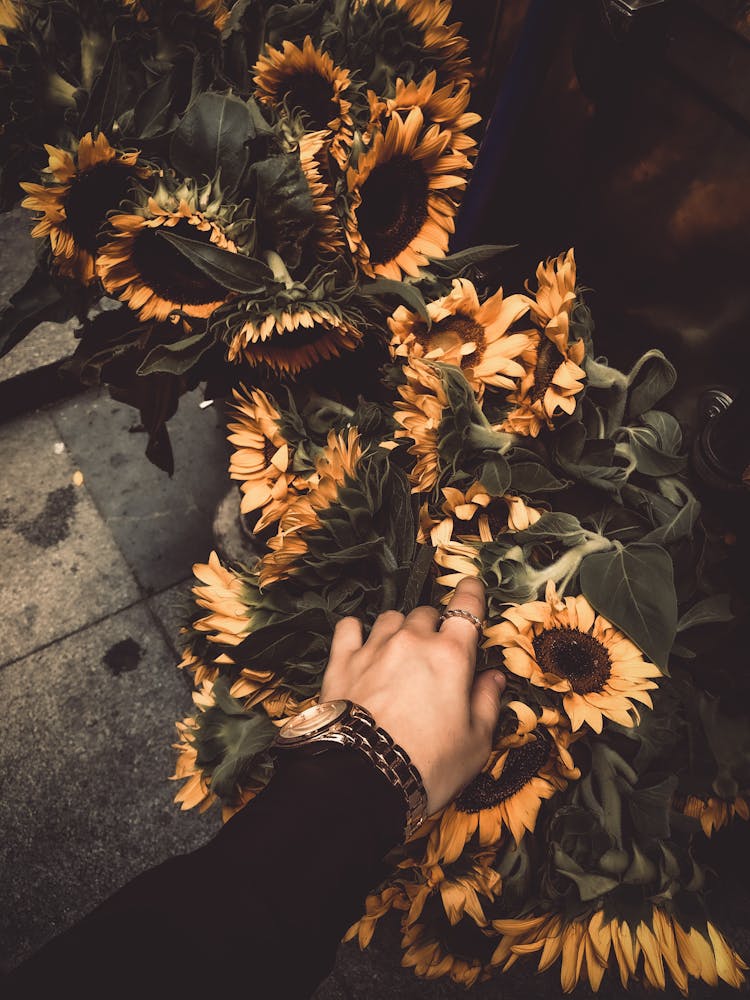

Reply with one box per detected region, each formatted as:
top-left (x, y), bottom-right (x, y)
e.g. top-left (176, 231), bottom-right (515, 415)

top-left (6, 747), bottom-right (405, 999)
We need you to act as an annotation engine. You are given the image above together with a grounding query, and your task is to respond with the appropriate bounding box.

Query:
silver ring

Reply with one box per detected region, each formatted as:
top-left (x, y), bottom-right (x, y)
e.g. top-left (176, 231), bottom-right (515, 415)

top-left (437, 608), bottom-right (485, 639)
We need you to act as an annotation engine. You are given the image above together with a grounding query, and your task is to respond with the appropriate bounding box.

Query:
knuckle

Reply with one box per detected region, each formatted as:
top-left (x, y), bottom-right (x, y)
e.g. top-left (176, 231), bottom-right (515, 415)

top-left (379, 610), bottom-right (405, 627)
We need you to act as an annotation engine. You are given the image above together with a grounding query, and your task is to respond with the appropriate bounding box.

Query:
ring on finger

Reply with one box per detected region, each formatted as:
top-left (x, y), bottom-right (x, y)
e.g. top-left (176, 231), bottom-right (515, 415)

top-left (437, 608), bottom-right (486, 639)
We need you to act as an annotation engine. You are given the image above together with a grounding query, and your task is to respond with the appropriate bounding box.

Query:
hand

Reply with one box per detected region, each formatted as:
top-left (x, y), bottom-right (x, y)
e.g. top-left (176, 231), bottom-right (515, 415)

top-left (319, 578), bottom-right (506, 815)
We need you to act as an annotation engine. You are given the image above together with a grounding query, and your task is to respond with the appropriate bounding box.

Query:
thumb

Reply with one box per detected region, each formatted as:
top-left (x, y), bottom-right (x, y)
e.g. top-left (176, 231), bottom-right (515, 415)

top-left (470, 670), bottom-right (505, 743)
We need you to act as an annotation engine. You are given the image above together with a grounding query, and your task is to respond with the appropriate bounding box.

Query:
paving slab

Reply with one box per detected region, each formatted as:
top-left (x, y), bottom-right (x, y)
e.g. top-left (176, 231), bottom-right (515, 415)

top-left (0, 207), bottom-right (36, 303)
top-left (0, 408), bottom-right (140, 665)
top-left (51, 388), bottom-right (232, 594)
top-left (0, 601), bottom-right (222, 972)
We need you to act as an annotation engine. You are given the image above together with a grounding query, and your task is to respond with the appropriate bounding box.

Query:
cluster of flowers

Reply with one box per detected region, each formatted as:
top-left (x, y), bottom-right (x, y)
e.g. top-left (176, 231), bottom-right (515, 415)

top-left (171, 250), bottom-right (750, 993)
top-left (2, 0), bottom-right (482, 464)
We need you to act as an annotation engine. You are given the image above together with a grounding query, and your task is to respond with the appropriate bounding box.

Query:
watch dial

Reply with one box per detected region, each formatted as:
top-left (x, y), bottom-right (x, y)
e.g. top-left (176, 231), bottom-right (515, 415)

top-left (281, 700), bottom-right (348, 739)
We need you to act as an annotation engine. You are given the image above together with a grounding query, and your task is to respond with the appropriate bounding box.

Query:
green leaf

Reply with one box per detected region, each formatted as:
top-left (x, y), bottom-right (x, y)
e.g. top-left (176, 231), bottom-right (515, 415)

top-left (509, 462), bottom-right (569, 494)
top-left (0, 266), bottom-right (72, 359)
top-left (157, 229), bottom-right (272, 293)
top-left (360, 278), bottom-right (431, 327)
top-left (579, 542), bottom-right (677, 669)
top-left (79, 40), bottom-right (124, 134)
top-left (626, 350), bottom-right (677, 418)
top-left (479, 455), bottom-right (511, 497)
top-left (640, 493), bottom-right (700, 546)
top-left (676, 594), bottom-right (734, 633)
top-left (513, 512), bottom-right (587, 547)
top-left (132, 69), bottom-right (181, 139)
top-left (628, 775), bottom-right (678, 839)
top-left (402, 544), bottom-right (436, 615)
top-left (429, 244), bottom-right (515, 275)
top-left (251, 154), bottom-right (316, 269)
top-left (621, 426), bottom-right (687, 477)
top-left (137, 331), bottom-right (216, 376)
top-left (170, 92), bottom-right (256, 196)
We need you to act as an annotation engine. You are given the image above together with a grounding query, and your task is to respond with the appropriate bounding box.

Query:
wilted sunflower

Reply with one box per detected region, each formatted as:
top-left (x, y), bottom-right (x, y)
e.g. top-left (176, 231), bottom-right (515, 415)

top-left (177, 645), bottom-right (224, 687)
top-left (259, 428), bottom-right (363, 587)
top-left (227, 386), bottom-right (314, 530)
top-left (299, 130), bottom-right (345, 254)
top-left (226, 302), bottom-right (363, 375)
top-left (97, 177), bottom-right (239, 322)
top-left (254, 35), bottom-right (353, 164)
top-left (230, 667), bottom-right (318, 721)
top-left (120, 0), bottom-right (230, 28)
top-left (491, 907), bottom-right (748, 993)
top-left (352, 0), bottom-right (471, 89)
top-left (372, 69), bottom-right (481, 156)
top-left (400, 907), bottom-right (496, 987)
top-left (20, 132), bottom-right (150, 285)
top-left (347, 107), bottom-right (469, 280)
top-left (388, 279), bottom-right (533, 397)
top-left (485, 581), bottom-right (662, 733)
top-left (398, 846), bottom-right (502, 931)
top-left (675, 793), bottom-right (750, 837)
top-left (190, 551), bottom-right (253, 647)
top-left (425, 723), bottom-right (579, 862)
top-left (393, 357), bottom-right (450, 492)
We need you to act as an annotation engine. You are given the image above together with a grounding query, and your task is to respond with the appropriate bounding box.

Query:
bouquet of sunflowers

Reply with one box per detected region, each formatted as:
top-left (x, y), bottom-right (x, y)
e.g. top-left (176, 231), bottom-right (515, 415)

top-left (3, 0), bottom-right (748, 992)
top-left (1, 0), bottom-right (480, 469)
top-left (171, 249), bottom-right (750, 993)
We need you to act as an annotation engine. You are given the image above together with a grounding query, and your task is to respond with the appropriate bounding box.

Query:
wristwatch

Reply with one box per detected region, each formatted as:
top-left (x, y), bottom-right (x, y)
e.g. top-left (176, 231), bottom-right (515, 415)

top-left (272, 699), bottom-right (428, 841)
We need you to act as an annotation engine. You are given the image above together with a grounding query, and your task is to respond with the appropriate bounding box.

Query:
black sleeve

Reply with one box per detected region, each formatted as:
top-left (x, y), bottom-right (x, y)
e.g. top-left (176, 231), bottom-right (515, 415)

top-left (5, 745), bottom-right (406, 1000)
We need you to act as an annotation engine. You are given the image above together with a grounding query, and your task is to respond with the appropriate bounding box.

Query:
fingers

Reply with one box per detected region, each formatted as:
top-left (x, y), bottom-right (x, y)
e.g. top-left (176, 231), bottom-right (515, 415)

top-left (365, 609), bottom-right (405, 647)
top-left (402, 605), bottom-right (440, 634)
top-left (438, 577), bottom-right (486, 661)
top-left (470, 669), bottom-right (506, 747)
top-left (325, 616), bottom-right (364, 678)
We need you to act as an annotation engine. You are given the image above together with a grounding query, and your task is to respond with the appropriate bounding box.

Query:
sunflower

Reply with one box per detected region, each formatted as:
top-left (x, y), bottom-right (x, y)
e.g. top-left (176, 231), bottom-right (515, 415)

top-left (419, 486), bottom-right (543, 547)
top-left (19, 132), bottom-right (150, 285)
top-left (347, 107), bottom-right (469, 280)
top-left (299, 130), bottom-right (345, 254)
top-left (675, 794), bottom-right (750, 837)
top-left (259, 427), bottom-right (363, 587)
top-left (428, 520), bottom-right (482, 594)
top-left (190, 551), bottom-right (253, 648)
top-left (226, 302), bottom-right (363, 375)
top-left (388, 278), bottom-right (533, 398)
top-left (177, 645), bottom-right (229, 687)
top-left (491, 907), bottom-right (748, 993)
top-left (230, 668), bottom-right (318, 721)
top-left (227, 386), bottom-right (314, 530)
top-left (373, 70), bottom-right (481, 156)
top-left (393, 357), bottom-right (449, 492)
top-left (344, 884), bottom-right (410, 950)
top-left (484, 580), bottom-right (662, 733)
top-left (500, 249), bottom-right (586, 436)
top-left (97, 177), bottom-right (238, 322)
top-left (352, 0), bottom-right (471, 89)
top-left (0, 0), bottom-right (18, 43)
top-left (424, 724), bottom-right (579, 861)
top-left (253, 35), bottom-right (353, 161)
top-left (398, 846), bottom-right (502, 930)
top-left (171, 713), bottom-right (217, 815)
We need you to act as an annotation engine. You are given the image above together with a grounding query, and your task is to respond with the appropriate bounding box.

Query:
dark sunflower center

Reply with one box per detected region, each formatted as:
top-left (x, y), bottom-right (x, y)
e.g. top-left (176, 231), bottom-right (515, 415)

top-left (64, 161), bottom-right (135, 252)
top-left (415, 314), bottom-right (485, 369)
top-left (283, 71), bottom-right (338, 130)
top-left (532, 627), bottom-right (612, 694)
top-left (358, 155), bottom-right (429, 265)
top-left (132, 218), bottom-right (228, 306)
top-left (421, 895), bottom-right (497, 964)
top-left (530, 337), bottom-right (564, 403)
top-left (455, 730), bottom-right (551, 812)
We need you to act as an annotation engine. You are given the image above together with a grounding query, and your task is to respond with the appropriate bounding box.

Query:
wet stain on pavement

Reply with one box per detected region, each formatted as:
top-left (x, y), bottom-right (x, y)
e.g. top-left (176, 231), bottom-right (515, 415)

top-left (9, 485), bottom-right (79, 549)
top-left (103, 638), bottom-right (143, 676)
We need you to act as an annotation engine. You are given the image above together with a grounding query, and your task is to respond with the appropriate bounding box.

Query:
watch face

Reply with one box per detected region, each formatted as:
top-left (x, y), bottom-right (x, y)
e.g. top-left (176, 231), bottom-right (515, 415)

top-left (278, 700), bottom-right (349, 741)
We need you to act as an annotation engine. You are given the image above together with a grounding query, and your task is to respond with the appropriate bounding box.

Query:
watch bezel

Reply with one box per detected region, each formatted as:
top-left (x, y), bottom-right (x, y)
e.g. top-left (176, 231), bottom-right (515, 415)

top-left (275, 699), bottom-right (351, 746)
